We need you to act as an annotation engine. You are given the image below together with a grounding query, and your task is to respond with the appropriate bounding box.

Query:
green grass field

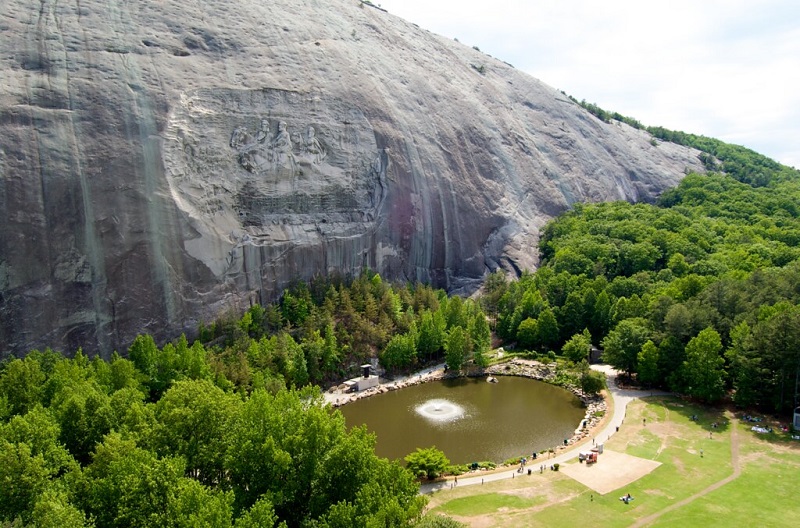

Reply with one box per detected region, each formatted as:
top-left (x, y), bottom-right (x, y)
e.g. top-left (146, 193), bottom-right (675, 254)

top-left (426, 397), bottom-right (800, 527)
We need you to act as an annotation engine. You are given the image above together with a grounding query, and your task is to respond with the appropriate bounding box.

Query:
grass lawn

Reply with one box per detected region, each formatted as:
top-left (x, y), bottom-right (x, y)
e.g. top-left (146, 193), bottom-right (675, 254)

top-left (426, 397), bottom-right (800, 527)
top-left (645, 421), bottom-right (800, 527)
top-left (434, 492), bottom-right (547, 517)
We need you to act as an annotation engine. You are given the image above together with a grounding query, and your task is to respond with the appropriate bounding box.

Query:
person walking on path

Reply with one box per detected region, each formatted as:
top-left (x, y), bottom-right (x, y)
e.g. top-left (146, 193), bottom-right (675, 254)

top-left (418, 364), bottom-right (671, 495)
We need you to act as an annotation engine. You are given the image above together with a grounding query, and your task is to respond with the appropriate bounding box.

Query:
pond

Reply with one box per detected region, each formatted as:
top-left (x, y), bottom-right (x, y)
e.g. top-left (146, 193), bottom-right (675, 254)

top-left (339, 376), bottom-right (585, 464)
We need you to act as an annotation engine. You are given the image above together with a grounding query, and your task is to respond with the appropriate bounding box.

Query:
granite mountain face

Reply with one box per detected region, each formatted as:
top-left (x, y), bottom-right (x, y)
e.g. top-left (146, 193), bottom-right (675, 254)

top-left (0, 0), bottom-right (704, 356)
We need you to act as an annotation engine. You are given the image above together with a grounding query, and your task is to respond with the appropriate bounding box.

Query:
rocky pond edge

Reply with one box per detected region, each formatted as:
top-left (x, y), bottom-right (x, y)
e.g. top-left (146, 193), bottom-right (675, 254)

top-left (326, 357), bottom-right (608, 453)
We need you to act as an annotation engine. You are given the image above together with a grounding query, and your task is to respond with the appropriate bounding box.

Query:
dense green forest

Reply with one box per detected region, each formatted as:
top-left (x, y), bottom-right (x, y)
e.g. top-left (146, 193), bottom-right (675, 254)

top-left (193, 273), bottom-right (493, 388)
top-left (487, 172), bottom-right (800, 409)
top-left (571, 94), bottom-right (798, 187)
top-left (3, 110), bottom-right (800, 526)
top-left (0, 352), bottom-right (431, 527)
top-left (0, 275), bottom-right (497, 527)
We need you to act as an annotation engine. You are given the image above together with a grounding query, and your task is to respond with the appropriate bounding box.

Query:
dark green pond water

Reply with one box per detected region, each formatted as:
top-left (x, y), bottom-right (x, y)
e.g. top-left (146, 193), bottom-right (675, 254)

top-left (339, 376), bottom-right (585, 464)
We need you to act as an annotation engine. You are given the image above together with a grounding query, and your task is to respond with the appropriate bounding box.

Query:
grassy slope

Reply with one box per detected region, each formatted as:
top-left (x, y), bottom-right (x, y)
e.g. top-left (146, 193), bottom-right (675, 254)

top-left (427, 398), bottom-right (800, 527)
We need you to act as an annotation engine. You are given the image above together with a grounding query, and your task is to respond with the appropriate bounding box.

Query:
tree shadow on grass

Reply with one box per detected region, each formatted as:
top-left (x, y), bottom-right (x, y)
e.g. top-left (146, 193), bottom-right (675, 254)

top-left (651, 396), bottom-right (732, 433)
top-left (653, 397), bottom-right (800, 447)
top-left (738, 412), bottom-right (800, 447)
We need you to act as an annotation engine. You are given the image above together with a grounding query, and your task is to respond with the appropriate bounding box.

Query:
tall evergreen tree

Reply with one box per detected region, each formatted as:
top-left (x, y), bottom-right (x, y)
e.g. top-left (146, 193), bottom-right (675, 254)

top-left (444, 327), bottom-right (469, 372)
top-left (471, 314), bottom-right (492, 369)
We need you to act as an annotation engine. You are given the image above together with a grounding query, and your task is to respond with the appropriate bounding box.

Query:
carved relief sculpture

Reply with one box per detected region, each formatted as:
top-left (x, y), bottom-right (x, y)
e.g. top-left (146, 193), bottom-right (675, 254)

top-left (303, 125), bottom-right (327, 164)
top-left (170, 90), bottom-right (386, 240)
top-left (232, 119), bottom-right (309, 174)
top-left (233, 119), bottom-right (270, 173)
top-left (271, 120), bottom-right (296, 171)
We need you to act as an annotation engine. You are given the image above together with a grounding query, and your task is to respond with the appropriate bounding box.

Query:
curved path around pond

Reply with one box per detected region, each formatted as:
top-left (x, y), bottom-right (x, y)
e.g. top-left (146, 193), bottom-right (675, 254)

top-left (419, 364), bottom-right (666, 494)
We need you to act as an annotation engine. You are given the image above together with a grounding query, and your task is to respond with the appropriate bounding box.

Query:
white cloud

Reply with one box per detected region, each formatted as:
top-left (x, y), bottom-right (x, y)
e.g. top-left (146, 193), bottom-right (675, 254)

top-left (377, 0), bottom-right (800, 168)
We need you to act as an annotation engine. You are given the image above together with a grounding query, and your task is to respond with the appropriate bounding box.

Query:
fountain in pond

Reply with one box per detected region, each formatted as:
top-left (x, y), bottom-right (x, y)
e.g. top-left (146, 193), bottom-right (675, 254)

top-left (341, 377), bottom-right (584, 463)
top-left (415, 399), bottom-right (465, 423)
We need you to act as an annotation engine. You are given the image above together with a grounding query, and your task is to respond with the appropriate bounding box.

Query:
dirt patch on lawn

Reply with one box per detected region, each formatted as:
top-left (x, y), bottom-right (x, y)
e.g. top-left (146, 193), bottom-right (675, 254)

top-left (672, 455), bottom-right (685, 474)
top-left (559, 450), bottom-right (661, 495)
top-left (453, 515), bottom-right (494, 528)
top-left (449, 488), bottom-right (580, 528)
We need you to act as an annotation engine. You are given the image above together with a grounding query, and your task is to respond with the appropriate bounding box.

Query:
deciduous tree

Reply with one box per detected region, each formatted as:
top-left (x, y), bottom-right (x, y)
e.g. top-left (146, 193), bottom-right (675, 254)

top-left (682, 328), bottom-right (726, 402)
top-left (601, 318), bottom-right (650, 376)
top-left (381, 333), bottom-right (417, 372)
top-left (637, 340), bottom-right (660, 388)
top-left (562, 330), bottom-right (591, 364)
top-left (153, 379), bottom-right (239, 486)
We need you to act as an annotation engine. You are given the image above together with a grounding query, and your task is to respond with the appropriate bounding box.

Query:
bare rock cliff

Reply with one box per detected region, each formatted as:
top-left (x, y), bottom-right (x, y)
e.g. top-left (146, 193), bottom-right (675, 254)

top-left (0, 0), bottom-right (704, 356)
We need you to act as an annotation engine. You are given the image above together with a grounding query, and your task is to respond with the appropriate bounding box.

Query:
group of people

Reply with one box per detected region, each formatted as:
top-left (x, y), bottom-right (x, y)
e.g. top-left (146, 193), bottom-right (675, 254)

top-left (232, 119), bottom-right (327, 173)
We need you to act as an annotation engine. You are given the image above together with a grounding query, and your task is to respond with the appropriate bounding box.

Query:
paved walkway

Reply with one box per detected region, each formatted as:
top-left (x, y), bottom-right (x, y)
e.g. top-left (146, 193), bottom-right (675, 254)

top-left (420, 365), bottom-right (667, 494)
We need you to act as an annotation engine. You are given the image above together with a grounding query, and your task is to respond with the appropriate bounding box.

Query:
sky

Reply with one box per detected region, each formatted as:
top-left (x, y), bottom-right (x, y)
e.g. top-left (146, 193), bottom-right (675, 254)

top-left (376, 0), bottom-right (800, 168)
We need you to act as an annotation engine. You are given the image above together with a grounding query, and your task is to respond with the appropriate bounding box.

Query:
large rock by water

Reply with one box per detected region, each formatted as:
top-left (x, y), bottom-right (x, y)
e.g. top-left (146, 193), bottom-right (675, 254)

top-left (0, 0), bottom-right (705, 356)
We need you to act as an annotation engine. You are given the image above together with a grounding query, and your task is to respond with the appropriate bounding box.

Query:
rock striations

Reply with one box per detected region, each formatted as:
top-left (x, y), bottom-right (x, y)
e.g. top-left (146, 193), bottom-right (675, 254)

top-left (0, 0), bottom-right (705, 356)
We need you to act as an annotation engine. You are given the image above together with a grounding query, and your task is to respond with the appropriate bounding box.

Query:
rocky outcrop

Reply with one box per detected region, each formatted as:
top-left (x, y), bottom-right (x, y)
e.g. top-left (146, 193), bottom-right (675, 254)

top-left (0, 0), bottom-right (705, 357)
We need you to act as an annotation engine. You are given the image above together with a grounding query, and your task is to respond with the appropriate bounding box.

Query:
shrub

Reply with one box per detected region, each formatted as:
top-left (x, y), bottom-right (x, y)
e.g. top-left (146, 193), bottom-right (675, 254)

top-left (580, 370), bottom-right (606, 394)
top-left (405, 446), bottom-right (450, 480)
top-left (447, 464), bottom-right (469, 475)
